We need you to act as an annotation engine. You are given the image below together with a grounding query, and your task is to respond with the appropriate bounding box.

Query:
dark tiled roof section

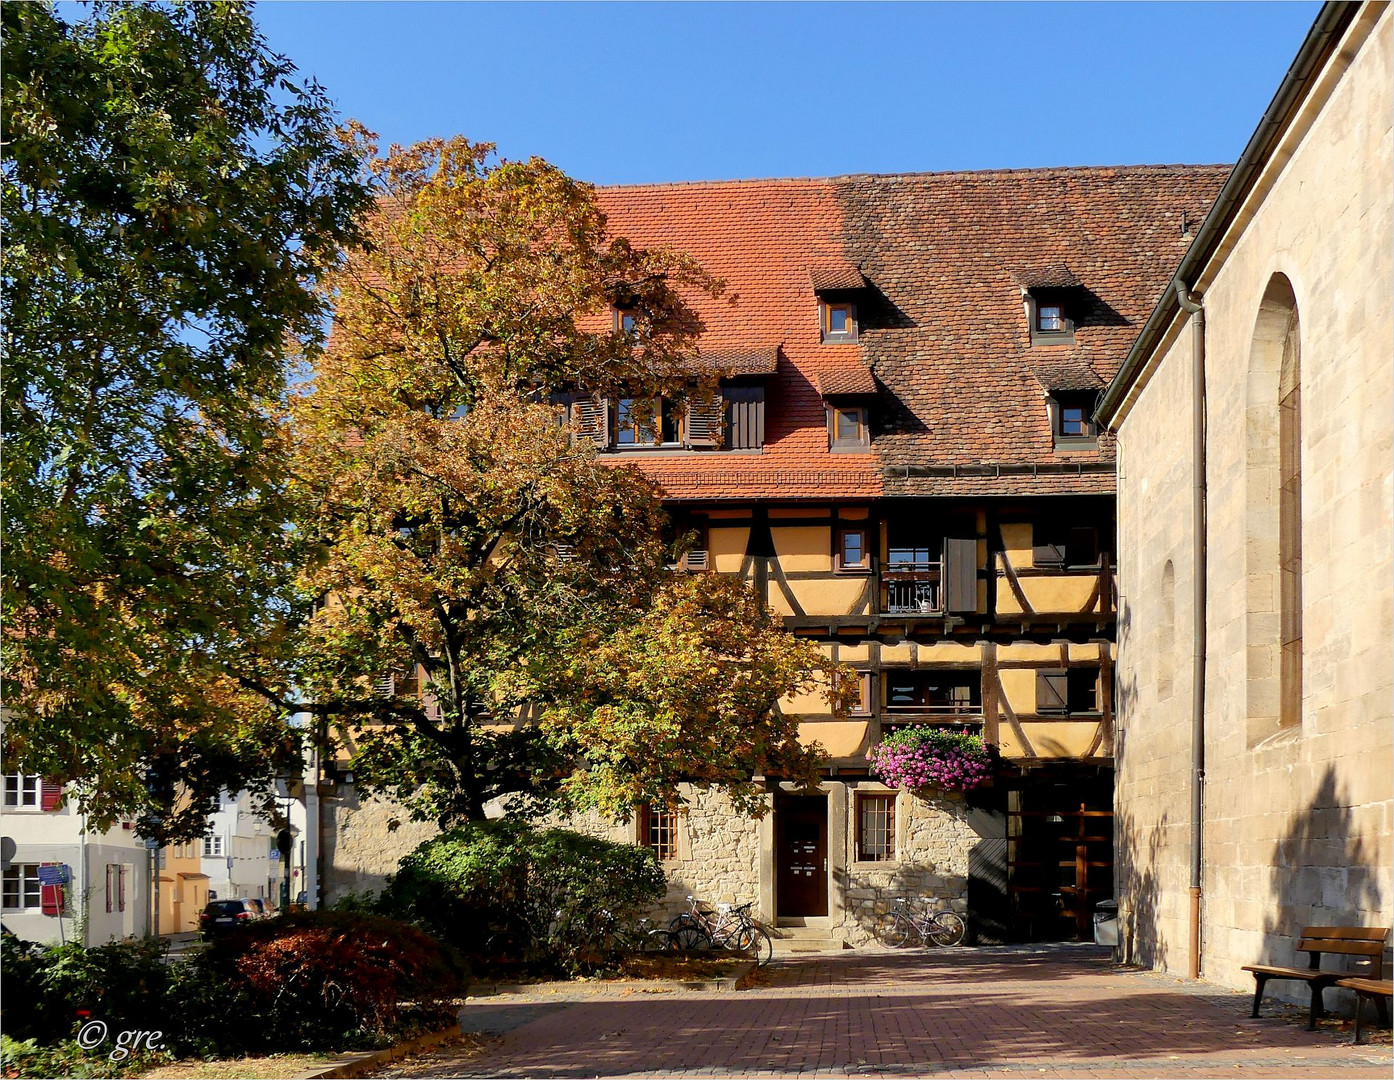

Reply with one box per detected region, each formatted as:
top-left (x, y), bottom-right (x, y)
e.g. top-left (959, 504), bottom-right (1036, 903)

top-left (814, 365), bottom-right (878, 397)
top-left (692, 345), bottom-right (781, 376)
top-left (809, 263), bottom-right (867, 292)
top-left (1014, 262), bottom-right (1081, 289)
top-left (1029, 356), bottom-right (1106, 391)
top-left (832, 165), bottom-right (1229, 497)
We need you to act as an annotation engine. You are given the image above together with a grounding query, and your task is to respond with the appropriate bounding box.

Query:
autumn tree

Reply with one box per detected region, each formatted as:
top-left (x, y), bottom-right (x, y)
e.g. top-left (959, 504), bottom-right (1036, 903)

top-left (277, 132), bottom-right (850, 826)
top-left (1, 2), bottom-right (370, 836)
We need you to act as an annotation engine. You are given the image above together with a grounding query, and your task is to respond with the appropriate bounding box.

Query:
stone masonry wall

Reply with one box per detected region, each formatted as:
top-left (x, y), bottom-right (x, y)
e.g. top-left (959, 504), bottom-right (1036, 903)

top-left (321, 789), bottom-right (437, 904)
top-left (838, 784), bottom-right (974, 946)
top-left (1113, 4), bottom-right (1392, 1002)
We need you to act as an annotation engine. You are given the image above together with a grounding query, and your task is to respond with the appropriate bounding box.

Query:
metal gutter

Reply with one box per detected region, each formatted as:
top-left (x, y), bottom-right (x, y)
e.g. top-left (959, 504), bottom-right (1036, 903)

top-left (1095, 1), bottom-right (1359, 428)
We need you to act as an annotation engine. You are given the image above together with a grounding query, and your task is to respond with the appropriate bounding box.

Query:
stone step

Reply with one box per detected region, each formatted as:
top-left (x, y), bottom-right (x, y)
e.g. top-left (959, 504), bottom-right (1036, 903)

top-left (771, 926), bottom-right (845, 952)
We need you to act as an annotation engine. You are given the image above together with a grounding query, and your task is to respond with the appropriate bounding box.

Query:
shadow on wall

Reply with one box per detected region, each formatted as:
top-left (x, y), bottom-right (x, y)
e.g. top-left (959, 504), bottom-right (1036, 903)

top-left (1114, 804), bottom-right (1169, 973)
top-left (1257, 764), bottom-right (1388, 1011)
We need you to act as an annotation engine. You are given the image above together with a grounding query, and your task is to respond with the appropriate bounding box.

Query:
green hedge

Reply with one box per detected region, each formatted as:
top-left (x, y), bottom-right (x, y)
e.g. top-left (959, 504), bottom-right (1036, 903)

top-left (380, 820), bottom-right (666, 973)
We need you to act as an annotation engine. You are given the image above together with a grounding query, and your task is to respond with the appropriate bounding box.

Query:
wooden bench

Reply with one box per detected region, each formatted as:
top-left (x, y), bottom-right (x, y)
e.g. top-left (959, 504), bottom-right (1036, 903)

top-left (1243, 926), bottom-right (1389, 1030)
top-left (1335, 977), bottom-right (1392, 1044)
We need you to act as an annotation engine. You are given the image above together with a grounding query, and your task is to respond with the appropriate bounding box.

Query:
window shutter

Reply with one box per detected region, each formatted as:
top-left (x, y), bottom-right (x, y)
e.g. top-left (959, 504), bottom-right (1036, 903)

top-left (943, 538), bottom-right (979, 613)
top-left (684, 395), bottom-right (723, 448)
top-left (1033, 528), bottom-right (1066, 567)
top-left (723, 386), bottom-right (765, 449)
top-left (1037, 671), bottom-right (1068, 714)
top-left (40, 781), bottom-right (63, 812)
top-left (681, 548), bottom-right (708, 572)
top-left (572, 396), bottom-right (611, 447)
top-left (40, 864), bottom-right (63, 916)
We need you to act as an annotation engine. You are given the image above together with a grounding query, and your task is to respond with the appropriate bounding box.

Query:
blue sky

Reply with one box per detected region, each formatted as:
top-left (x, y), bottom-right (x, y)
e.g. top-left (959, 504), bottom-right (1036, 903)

top-left (253, 1), bottom-right (1320, 185)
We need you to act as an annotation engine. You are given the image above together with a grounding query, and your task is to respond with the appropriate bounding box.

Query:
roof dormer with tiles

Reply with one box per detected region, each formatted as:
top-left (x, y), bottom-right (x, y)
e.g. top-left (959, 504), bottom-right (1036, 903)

top-left (590, 165), bottom-right (1227, 501)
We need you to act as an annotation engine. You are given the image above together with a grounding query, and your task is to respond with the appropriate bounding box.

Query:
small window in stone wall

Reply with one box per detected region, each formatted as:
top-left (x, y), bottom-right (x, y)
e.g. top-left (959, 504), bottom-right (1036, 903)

top-left (856, 793), bottom-right (896, 862)
top-left (642, 804), bottom-right (678, 861)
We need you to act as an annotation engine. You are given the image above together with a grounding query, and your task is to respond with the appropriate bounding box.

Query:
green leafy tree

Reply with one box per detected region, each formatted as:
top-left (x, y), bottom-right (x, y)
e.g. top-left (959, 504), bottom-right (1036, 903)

top-left (276, 132), bottom-right (852, 826)
top-left (1, 2), bottom-right (370, 836)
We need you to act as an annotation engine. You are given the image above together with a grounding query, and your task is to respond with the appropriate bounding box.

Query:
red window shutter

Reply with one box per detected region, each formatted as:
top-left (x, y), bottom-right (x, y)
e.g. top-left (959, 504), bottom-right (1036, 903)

top-left (40, 864), bottom-right (64, 916)
top-left (40, 781), bottom-right (63, 812)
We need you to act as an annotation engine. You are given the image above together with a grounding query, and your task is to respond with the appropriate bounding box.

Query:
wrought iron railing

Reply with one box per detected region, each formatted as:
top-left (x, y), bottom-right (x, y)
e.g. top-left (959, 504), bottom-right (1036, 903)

top-left (883, 573), bottom-right (942, 614)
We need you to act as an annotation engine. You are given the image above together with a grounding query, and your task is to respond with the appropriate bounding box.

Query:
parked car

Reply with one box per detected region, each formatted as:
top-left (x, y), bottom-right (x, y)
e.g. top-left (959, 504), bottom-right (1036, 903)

top-left (247, 898), bottom-right (273, 920)
top-left (199, 899), bottom-right (257, 938)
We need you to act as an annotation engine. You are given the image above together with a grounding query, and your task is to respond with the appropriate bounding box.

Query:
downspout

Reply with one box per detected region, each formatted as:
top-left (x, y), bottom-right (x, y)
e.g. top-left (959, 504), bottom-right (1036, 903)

top-left (1175, 281), bottom-right (1207, 980)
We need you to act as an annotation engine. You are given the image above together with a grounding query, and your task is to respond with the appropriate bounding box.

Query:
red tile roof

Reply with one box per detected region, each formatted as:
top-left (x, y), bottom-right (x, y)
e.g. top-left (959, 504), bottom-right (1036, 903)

top-left (591, 164), bottom-right (1228, 501)
top-left (808, 263), bottom-right (867, 292)
top-left (1013, 263), bottom-right (1081, 289)
top-left (691, 345), bottom-right (781, 376)
top-left (814, 365), bottom-right (878, 397)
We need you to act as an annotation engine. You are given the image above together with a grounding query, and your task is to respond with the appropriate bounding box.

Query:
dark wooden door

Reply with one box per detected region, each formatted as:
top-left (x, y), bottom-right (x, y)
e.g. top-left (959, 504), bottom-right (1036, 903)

top-left (776, 795), bottom-right (828, 917)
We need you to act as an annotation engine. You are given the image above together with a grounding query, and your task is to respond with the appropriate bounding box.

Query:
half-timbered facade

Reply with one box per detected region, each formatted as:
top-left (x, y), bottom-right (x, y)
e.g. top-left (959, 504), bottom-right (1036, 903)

top-left (551, 166), bottom-right (1228, 944)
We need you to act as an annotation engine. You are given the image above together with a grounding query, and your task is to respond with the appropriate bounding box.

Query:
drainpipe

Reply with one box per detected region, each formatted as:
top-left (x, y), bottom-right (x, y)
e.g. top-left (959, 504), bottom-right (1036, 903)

top-left (1176, 281), bottom-right (1206, 980)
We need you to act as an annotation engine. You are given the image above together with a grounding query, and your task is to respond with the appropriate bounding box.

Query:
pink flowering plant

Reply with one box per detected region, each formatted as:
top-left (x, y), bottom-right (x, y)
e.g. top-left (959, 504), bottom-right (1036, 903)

top-left (867, 727), bottom-right (994, 792)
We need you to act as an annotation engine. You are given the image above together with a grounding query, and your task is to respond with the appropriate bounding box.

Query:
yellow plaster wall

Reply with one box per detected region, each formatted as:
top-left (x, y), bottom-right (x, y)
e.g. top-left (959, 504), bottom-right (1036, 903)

top-left (1021, 576), bottom-right (1100, 614)
top-left (1001, 523), bottom-right (1033, 565)
top-left (999, 723), bottom-right (1101, 759)
top-left (785, 576), bottom-right (870, 615)
top-left (709, 526), bottom-right (749, 573)
top-left (772, 526), bottom-right (832, 572)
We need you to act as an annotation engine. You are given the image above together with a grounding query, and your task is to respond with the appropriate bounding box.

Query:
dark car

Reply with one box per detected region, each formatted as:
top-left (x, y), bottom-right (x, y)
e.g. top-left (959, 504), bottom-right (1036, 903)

top-left (199, 899), bottom-right (257, 938)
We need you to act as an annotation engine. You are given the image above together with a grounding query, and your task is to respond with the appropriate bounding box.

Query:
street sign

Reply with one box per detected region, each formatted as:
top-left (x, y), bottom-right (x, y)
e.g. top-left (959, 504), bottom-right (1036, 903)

top-left (37, 864), bottom-right (70, 885)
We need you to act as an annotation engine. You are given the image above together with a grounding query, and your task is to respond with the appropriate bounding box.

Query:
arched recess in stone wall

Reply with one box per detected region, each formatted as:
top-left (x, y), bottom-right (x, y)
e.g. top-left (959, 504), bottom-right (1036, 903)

top-left (1158, 560), bottom-right (1175, 701)
top-left (1245, 273), bottom-right (1302, 747)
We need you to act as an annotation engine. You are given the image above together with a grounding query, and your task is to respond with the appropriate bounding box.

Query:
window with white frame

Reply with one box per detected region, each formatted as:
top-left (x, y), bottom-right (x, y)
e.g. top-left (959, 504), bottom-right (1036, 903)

top-left (202, 835), bottom-right (225, 858)
top-left (2, 864), bottom-right (42, 910)
top-left (3, 774), bottom-right (39, 808)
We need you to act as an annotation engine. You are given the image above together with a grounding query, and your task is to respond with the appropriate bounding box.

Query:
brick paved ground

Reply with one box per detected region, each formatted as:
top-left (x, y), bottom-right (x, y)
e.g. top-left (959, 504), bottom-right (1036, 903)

top-left (376, 948), bottom-right (1392, 1079)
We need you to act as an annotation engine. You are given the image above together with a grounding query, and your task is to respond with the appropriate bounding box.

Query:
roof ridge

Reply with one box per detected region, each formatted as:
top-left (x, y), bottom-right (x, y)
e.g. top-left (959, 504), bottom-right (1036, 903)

top-left (598, 162), bottom-right (1233, 192)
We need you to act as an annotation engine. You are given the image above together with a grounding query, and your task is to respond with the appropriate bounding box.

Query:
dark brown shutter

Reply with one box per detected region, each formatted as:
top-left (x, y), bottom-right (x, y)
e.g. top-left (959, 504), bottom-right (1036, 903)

top-left (685, 395), bottom-right (723, 448)
top-left (943, 538), bottom-right (979, 613)
top-left (1033, 526), bottom-right (1066, 567)
top-left (572, 396), bottom-right (611, 447)
top-left (1037, 671), bottom-right (1068, 714)
top-left (723, 386), bottom-right (765, 449)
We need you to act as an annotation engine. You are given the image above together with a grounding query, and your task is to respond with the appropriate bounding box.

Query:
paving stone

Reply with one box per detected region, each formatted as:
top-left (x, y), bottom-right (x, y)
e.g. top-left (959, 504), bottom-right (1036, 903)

top-left (372, 950), bottom-right (1392, 1078)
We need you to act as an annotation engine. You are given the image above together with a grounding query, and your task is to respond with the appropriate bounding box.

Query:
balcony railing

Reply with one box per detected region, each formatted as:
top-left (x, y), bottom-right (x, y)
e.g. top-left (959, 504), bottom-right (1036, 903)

top-left (881, 704), bottom-right (984, 729)
top-left (882, 561), bottom-right (941, 614)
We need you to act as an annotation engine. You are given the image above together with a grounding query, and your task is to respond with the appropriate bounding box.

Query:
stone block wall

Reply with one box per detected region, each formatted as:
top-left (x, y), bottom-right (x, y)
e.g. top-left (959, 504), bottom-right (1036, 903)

top-left (1112, 4), bottom-right (1392, 1000)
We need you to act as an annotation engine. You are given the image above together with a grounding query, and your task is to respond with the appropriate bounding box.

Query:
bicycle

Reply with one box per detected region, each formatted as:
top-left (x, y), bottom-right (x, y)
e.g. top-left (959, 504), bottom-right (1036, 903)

top-left (872, 896), bottom-right (966, 948)
top-left (669, 895), bottom-right (774, 966)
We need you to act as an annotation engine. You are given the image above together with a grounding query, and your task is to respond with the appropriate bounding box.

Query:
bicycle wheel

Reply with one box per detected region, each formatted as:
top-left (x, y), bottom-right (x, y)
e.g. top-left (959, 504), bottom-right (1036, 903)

top-left (670, 922), bottom-right (709, 951)
top-left (642, 928), bottom-right (673, 953)
top-left (735, 925), bottom-right (774, 966)
top-left (873, 912), bottom-right (914, 948)
top-left (926, 911), bottom-right (966, 947)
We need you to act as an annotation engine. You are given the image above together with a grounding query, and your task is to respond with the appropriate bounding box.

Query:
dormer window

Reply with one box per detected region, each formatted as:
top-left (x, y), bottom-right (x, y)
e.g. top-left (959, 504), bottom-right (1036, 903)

top-left (1027, 291), bottom-right (1075, 345)
top-left (1048, 391), bottom-right (1099, 446)
top-left (1060, 402), bottom-right (1089, 437)
top-left (829, 404), bottom-right (870, 450)
top-left (822, 301), bottom-right (857, 343)
top-left (616, 397), bottom-right (682, 446)
top-left (614, 307), bottom-right (639, 338)
top-left (1036, 304), bottom-right (1065, 333)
